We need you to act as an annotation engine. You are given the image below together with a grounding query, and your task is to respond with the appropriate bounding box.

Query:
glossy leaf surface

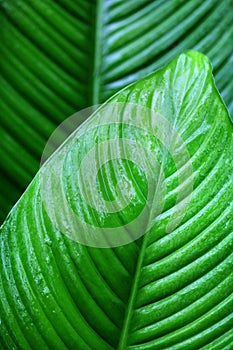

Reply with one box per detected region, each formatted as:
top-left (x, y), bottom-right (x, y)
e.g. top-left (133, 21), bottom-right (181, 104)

top-left (0, 0), bottom-right (233, 221)
top-left (1, 51), bottom-right (233, 349)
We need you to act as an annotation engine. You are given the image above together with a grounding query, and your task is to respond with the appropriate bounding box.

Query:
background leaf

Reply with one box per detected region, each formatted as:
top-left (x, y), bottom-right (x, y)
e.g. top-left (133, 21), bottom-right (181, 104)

top-left (0, 0), bottom-right (233, 222)
top-left (1, 51), bottom-right (233, 349)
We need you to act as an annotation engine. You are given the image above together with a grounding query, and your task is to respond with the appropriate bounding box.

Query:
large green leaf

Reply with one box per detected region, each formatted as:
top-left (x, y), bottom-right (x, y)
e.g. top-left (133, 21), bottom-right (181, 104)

top-left (1, 51), bottom-right (233, 349)
top-left (0, 0), bottom-right (233, 221)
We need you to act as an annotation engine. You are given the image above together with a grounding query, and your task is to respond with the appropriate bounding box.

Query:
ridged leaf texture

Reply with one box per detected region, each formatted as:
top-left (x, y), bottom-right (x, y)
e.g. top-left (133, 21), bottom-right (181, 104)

top-left (0, 0), bottom-right (233, 221)
top-left (1, 51), bottom-right (233, 349)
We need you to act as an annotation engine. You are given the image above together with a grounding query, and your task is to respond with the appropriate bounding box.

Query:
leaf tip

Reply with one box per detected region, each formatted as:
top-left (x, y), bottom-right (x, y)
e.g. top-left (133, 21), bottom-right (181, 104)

top-left (184, 50), bottom-right (213, 70)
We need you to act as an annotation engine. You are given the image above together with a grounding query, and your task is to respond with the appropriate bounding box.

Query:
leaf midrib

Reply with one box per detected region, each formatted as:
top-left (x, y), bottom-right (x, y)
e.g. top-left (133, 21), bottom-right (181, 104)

top-left (117, 137), bottom-right (171, 348)
top-left (117, 232), bottom-right (149, 349)
top-left (91, 0), bottom-right (104, 105)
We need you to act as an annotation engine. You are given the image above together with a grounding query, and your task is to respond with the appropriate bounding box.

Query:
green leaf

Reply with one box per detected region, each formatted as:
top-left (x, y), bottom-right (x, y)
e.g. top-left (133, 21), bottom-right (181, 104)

top-left (0, 0), bottom-right (233, 221)
top-left (1, 51), bottom-right (233, 349)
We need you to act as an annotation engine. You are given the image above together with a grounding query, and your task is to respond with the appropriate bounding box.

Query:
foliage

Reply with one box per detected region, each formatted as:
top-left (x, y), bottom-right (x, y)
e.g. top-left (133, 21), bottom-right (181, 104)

top-left (0, 0), bottom-right (233, 221)
top-left (1, 51), bottom-right (233, 349)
